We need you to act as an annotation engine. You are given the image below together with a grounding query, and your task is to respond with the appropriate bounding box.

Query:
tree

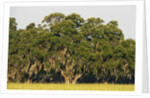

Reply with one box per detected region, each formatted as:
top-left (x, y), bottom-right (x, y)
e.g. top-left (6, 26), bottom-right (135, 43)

top-left (8, 13), bottom-right (135, 84)
top-left (49, 19), bottom-right (93, 84)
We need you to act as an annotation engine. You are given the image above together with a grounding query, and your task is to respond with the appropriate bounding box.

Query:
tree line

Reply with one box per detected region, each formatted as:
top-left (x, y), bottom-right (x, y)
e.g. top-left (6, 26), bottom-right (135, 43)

top-left (8, 13), bottom-right (135, 84)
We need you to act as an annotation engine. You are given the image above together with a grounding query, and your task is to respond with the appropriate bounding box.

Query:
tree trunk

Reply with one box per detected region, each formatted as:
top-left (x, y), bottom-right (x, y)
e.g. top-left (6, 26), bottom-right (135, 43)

top-left (60, 69), bottom-right (71, 84)
top-left (123, 60), bottom-right (128, 72)
top-left (64, 76), bottom-right (70, 84)
top-left (27, 79), bottom-right (31, 83)
top-left (72, 74), bottom-right (82, 84)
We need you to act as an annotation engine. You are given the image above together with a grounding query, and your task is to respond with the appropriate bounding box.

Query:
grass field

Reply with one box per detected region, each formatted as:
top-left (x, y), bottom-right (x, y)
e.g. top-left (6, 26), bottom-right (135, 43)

top-left (7, 83), bottom-right (134, 91)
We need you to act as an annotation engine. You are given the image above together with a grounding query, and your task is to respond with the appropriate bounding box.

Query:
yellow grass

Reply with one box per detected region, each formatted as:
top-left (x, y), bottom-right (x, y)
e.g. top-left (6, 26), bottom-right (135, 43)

top-left (7, 83), bottom-right (134, 91)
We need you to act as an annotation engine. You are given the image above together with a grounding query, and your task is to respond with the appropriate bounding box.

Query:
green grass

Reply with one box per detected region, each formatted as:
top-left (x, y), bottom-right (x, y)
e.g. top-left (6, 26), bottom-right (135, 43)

top-left (7, 83), bottom-right (134, 91)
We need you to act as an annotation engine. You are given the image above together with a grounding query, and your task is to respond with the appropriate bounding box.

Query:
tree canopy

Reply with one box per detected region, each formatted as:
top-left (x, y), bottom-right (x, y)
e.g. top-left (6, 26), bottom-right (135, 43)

top-left (8, 13), bottom-right (135, 84)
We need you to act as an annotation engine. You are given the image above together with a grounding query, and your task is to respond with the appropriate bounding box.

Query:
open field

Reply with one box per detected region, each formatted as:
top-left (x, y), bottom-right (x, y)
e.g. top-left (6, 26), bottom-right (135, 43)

top-left (7, 83), bottom-right (134, 91)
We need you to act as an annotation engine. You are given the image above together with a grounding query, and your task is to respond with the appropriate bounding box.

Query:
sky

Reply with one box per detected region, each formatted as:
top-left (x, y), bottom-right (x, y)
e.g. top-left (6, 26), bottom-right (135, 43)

top-left (10, 6), bottom-right (136, 39)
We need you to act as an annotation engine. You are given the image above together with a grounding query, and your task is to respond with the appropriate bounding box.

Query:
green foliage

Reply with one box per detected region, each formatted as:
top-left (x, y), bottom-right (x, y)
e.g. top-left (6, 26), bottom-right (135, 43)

top-left (108, 20), bottom-right (118, 27)
top-left (65, 13), bottom-right (84, 28)
top-left (51, 20), bottom-right (77, 36)
top-left (9, 17), bottom-right (17, 31)
top-left (26, 23), bottom-right (35, 30)
top-left (87, 17), bottom-right (104, 25)
top-left (8, 13), bottom-right (135, 84)
top-left (42, 12), bottom-right (65, 25)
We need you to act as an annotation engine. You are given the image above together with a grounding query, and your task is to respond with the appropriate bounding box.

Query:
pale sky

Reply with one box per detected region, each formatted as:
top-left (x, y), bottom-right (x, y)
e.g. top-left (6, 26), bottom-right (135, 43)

top-left (10, 6), bottom-right (136, 39)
